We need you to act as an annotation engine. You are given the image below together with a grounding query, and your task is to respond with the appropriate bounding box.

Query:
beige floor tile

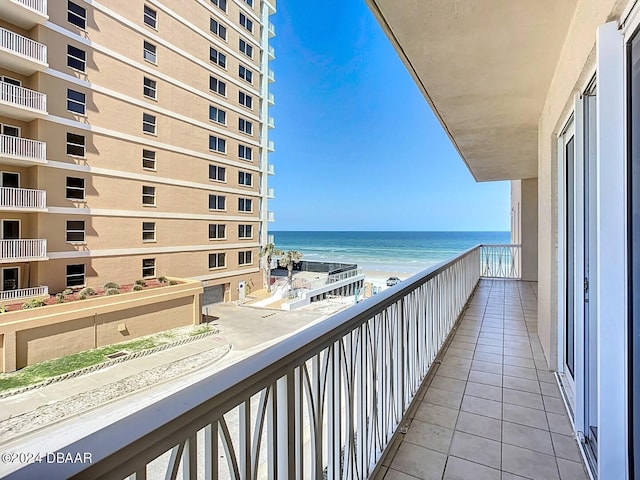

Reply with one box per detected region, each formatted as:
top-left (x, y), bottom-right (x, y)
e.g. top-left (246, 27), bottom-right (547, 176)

top-left (424, 387), bottom-right (463, 410)
top-left (478, 337), bottom-right (504, 347)
top-left (431, 375), bottom-right (467, 394)
top-left (546, 412), bottom-right (573, 436)
top-left (461, 395), bottom-right (502, 420)
top-left (414, 402), bottom-right (459, 429)
top-left (455, 411), bottom-right (502, 441)
top-left (502, 421), bottom-right (554, 455)
top-left (501, 472), bottom-right (531, 480)
top-left (405, 419), bottom-right (454, 454)
top-left (450, 431), bottom-right (501, 469)
top-left (536, 370), bottom-right (556, 384)
top-left (503, 356), bottom-right (535, 369)
top-left (474, 352), bottom-right (504, 364)
top-left (504, 347), bottom-right (533, 359)
top-left (383, 468), bottom-right (418, 480)
top-left (556, 458), bottom-right (589, 480)
top-left (389, 443), bottom-right (447, 480)
top-left (503, 376), bottom-right (540, 394)
top-left (551, 433), bottom-right (582, 462)
top-left (469, 370), bottom-right (503, 387)
top-left (465, 381), bottom-right (503, 402)
top-left (442, 356), bottom-right (472, 369)
top-left (503, 364), bottom-right (538, 381)
top-left (540, 382), bottom-right (561, 398)
top-left (502, 388), bottom-right (544, 410)
top-left (454, 334), bottom-right (478, 344)
top-left (449, 341), bottom-right (476, 352)
top-left (437, 365), bottom-right (470, 381)
top-left (446, 348), bottom-right (475, 360)
top-left (543, 396), bottom-right (566, 415)
top-left (476, 344), bottom-right (504, 356)
top-left (443, 456), bottom-right (501, 480)
top-left (502, 444), bottom-right (559, 480)
top-left (502, 403), bottom-right (549, 430)
top-left (472, 360), bottom-right (503, 375)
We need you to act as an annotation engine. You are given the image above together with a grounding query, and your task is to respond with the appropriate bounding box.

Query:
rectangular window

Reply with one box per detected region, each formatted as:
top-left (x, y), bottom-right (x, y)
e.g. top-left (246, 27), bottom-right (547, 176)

top-left (239, 91), bottom-right (253, 109)
top-left (239, 39), bottom-right (253, 58)
top-left (239, 118), bottom-right (253, 135)
top-left (209, 223), bottom-right (226, 239)
top-left (238, 251), bottom-right (252, 265)
top-left (67, 89), bottom-right (86, 114)
top-left (210, 18), bottom-right (227, 40)
top-left (209, 194), bottom-right (226, 210)
top-left (238, 171), bottom-right (252, 186)
top-left (143, 77), bottom-right (157, 99)
top-left (238, 197), bottom-right (252, 212)
top-left (67, 45), bottom-right (86, 72)
top-left (142, 222), bottom-right (156, 242)
top-left (66, 264), bottom-right (85, 287)
top-left (143, 113), bottom-right (156, 134)
top-left (209, 252), bottom-right (225, 269)
top-left (143, 41), bottom-right (157, 64)
top-left (211, 0), bottom-right (227, 12)
top-left (238, 224), bottom-right (252, 238)
top-left (239, 13), bottom-right (253, 33)
top-left (66, 220), bottom-right (85, 243)
top-left (209, 76), bottom-right (226, 96)
top-left (238, 144), bottom-right (252, 161)
top-left (144, 5), bottom-right (157, 28)
top-left (68, 1), bottom-right (86, 29)
top-left (209, 164), bottom-right (226, 181)
top-left (142, 185), bottom-right (156, 205)
top-left (245, 0), bottom-right (253, 6)
top-left (239, 65), bottom-right (253, 83)
top-left (66, 132), bottom-right (85, 157)
top-left (66, 177), bottom-right (85, 200)
top-left (210, 47), bottom-right (227, 68)
top-left (209, 135), bottom-right (226, 153)
top-left (142, 258), bottom-right (156, 278)
top-left (209, 106), bottom-right (226, 124)
top-left (142, 149), bottom-right (156, 170)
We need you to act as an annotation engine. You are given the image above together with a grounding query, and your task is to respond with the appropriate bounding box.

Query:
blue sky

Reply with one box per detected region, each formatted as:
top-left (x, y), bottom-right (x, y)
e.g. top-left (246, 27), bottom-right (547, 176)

top-left (268, 1), bottom-right (510, 232)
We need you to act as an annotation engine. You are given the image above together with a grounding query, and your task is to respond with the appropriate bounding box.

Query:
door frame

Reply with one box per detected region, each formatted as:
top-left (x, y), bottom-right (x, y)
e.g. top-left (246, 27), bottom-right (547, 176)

top-left (1, 171), bottom-right (20, 188)
top-left (1, 219), bottom-right (20, 239)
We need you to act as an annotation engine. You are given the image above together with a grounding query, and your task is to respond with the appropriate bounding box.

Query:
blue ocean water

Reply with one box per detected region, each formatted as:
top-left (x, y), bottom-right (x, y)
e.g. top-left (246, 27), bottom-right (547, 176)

top-left (270, 231), bottom-right (510, 274)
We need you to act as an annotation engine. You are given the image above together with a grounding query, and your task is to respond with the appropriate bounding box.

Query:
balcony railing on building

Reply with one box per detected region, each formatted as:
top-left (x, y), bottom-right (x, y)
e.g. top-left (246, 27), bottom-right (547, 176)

top-left (266, 163), bottom-right (275, 175)
top-left (0, 186), bottom-right (46, 211)
top-left (268, 45), bottom-right (275, 60)
top-left (267, 211), bottom-right (275, 222)
top-left (267, 116), bottom-right (275, 128)
top-left (480, 244), bottom-right (521, 279)
top-left (0, 134), bottom-right (46, 166)
top-left (267, 187), bottom-right (274, 199)
top-left (268, 21), bottom-right (275, 37)
top-left (267, 69), bottom-right (275, 83)
top-left (0, 0), bottom-right (48, 29)
top-left (0, 285), bottom-right (47, 302)
top-left (0, 239), bottom-right (47, 262)
top-left (268, 92), bottom-right (275, 105)
top-left (0, 26), bottom-right (47, 74)
top-left (267, 140), bottom-right (275, 152)
top-left (0, 82), bottom-right (47, 119)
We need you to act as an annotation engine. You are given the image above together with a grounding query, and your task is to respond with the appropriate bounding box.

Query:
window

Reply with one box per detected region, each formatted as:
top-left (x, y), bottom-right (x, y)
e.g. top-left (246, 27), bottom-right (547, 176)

top-left (210, 76), bottom-right (226, 96)
top-left (209, 224), bottom-right (226, 239)
top-left (238, 197), bottom-right (252, 212)
top-left (239, 39), bottom-right (253, 58)
top-left (142, 185), bottom-right (156, 205)
top-left (144, 41), bottom-right (157, 64)
top-left (142, 258), bottom-right (156, 277)
top-left (239, 65), bottom-right (252, 83)
top-left (67, 89), bottom-right (86, 114)
top-left (66, 264), bottom-right (85, 287)
top-left (209, 164), bottom-right (226, 182)
top-left (66, 132), bottom-right (85, 156)
top-left (142, 222), bottom-right (156, 242)
top-left (238, 171), bottom-right (252, 186)
top-left (209, 252), bottom-right (225, 269)
top-left (66, 220), bottom-right (85, 242)
top-left (144, 5), bottom-right (157, 28)
top-left (244, 0), bottom-right (253, 6)
top-left (68, 1), bottom-right (86, 29)
top-left (143, 77), bottom-right (157, 99)
top-left (211, 0), bottom-right (227, 12)
top-left (239, 13), bottom-right (253, 33)
top-left (210, 47), bottom-right (226, 68)
top-left (209, 135), bottom-right (226, 153)
top-left (238, 144), bottom-right (252, 161)
top-left (238, 251), bottom-right (252, 265)
top-left (67, 45), bottom-right (86, 72)
top-left (142, 149), bottom-right (156, 170)
top-left (239, 91), bottom-right (253, 109)
top-left (143, 113), bottom-right (156, 134)
top-left (239, 118), bottom-right (253, 135)
top-left (209, 194), bottom-right (226, 210)
top-left (210, 18), bottom-right (227, 40)
top-left (238, 224), bottom-right (252, 238)
top-left (66, 177), bottom-right (85, 200)
top-left (209, 106), bottom-right (226, 124)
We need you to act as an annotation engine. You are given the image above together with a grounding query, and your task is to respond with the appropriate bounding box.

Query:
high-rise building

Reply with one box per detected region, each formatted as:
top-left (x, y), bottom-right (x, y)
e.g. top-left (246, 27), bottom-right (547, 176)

top-left (0, 0), bottom-right (275, 303)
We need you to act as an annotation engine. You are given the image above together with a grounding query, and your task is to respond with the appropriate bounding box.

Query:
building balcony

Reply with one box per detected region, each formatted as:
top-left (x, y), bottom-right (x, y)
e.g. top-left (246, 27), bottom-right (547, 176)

top-left (0, 82), bottom-right (47, 120)
top-left (268, 45), bottom-right (275, 60)
top-left (267, 210), bottom-right (275, 222)
top-left (268, 21), bottom-right (275, 38)
top-left (0, 27), bottom-right (47, 74)
top-left (0, 134), bottom-right (47, 167)
top-left (266, 162), bottom-right (275, 175)
top-left (0, 239), bottom-right (47, 262)
top-left (268, 92), bottom-right (275, 105)
top-left (0, 285), bottom-right (47, 302)
top-left (268, 69), bottom-right (275, 83)
top-left (0, 0), bottom-right (47, 29)
top-left (0, 187), bottom-right (46, 211)
top-left (267, 116), bottom-right (274, 128)
top-left (267, 187), bottom-right (274, 199)
top-left (267, 140), bottom-right (275, 152)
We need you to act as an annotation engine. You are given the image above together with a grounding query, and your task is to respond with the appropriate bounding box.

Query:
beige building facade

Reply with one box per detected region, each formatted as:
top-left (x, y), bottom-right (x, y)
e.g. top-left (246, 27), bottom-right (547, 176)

top-left (0, 0), bottom-right (275, 303)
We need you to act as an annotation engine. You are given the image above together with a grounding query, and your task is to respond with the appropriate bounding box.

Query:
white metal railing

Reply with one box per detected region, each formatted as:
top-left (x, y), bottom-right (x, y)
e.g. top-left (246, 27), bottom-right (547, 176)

top-left (0, 81), bottom-right (46, 112)
top-left (267, 140), bottom-right (275, 151)
top-left (267, 187), bottom-right (274, 198)
top-left (267, 211), bottom-right (275, 222)
top-left (14, 0), bottom-right (47, 15)
top-left (0, 239), bottom-right (46, 260)
top-left (12, 246), bottom-right (480, 479)
top-left (267, 116), bottom-right (274, 127)
top-left (328, 267), bottom-right (364, 284)
top-left (268, 45), bottom-right (275, 59)
top-left (0, 134), bottom-right (46, 161)
top-left (0, 27), bottom-right (47, 63)
top-left (268, 92), bottom-right (274, 104)
top-left (268, 21), bottom-right (275, 37)
top-left (480, 244), bottom-right (521, 279)
top-left (0, 285), bottom-right (47, 301)
top-left (0, 187), bottom-right (46, 209)
top-left (266, 163), bottom-right (275, 175)
top-left (267, 69), bottom-right (275, 82)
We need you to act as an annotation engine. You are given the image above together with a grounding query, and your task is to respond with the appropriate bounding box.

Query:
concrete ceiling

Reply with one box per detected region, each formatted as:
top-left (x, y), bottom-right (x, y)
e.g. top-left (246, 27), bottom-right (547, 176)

top-left (367, 0), bottom-right (578, 181)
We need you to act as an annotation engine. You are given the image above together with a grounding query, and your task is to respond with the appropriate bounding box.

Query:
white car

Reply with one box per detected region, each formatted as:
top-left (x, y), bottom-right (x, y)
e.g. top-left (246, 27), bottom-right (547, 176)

top-left (386, 277), bottom-right (401, 287)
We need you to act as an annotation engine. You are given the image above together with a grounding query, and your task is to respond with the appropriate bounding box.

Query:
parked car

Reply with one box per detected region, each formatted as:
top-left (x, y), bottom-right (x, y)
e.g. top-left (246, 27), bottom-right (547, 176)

top-left (386, 277), bottom-right (401, 287)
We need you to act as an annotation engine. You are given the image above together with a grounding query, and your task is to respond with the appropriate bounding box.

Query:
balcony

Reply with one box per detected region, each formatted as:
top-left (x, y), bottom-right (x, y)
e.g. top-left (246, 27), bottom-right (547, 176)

top-left (267, 116), bottom-right (275, 128)
top-left (268, 92), bottom-right (275, 105)
top-left (0, 285), bottom-right (47, 302)
top-left (0, 187), bottom-right (46, 211)
top-left (266, 162), bottom-right (275, 175)
top-left (268, 45), bottom-right (275, 60)
top-left (267, 140), bottom-right (275, 152)
top-left (0, 82), bottom-right (47, 120)
top-left (0, 135), bottom-right (47, 167)
top-left (0, 0), bottom-right (48, 29)
top-left (0, 239), bottom-right (47, 262)
top-left (267, 210), bottom-right (275, 222)
top-left (268, 69), bottom-right (275, 83)
top-left (268, 21), bottom-right (275, 38)
top-left (0, 27), bottom-right (47, 74)
top-left (267, 187), bottom-right (274, 199)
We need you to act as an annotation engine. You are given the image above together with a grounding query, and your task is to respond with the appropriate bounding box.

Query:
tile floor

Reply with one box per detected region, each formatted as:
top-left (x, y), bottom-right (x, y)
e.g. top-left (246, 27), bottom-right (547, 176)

top-left (377, 279), bottom-right (590, 480)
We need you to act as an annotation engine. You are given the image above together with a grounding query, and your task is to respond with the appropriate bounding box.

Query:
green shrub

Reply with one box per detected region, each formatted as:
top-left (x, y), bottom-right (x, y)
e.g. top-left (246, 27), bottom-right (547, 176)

top-left (133, 284), bottom-right (144, 291)
top-left (78, 287), bottom-right (96, 300)
top-left (103, 281), bottom-right (119, 290)
top-left (55, 293), bottom-right (65, 304)
top-left (106, 288), bottom-right (119, 295)
top-left (158, 276), bottom-right (168, 284)
top-left (168, 280), bottom-right (178, 286)
top-left (21, 298), bottom-right (45, 309)
top-left (134, 279), bottom-right (146, 287)
top-left (0, 304), bottom-right (7, 313)
top-left (62, 288), bottom-right (73, 296)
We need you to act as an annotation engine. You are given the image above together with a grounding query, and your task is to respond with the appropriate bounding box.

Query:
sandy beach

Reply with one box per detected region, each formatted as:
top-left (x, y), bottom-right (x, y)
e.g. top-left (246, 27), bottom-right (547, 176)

top-left (363, 269), bottom-right (416, 290)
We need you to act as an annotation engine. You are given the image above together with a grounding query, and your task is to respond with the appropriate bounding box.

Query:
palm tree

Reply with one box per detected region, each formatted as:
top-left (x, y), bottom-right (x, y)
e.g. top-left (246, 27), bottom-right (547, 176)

top-left (279, 250), bottom-right (303, 288)
top-left (259, 243), bottom-right (282, 291)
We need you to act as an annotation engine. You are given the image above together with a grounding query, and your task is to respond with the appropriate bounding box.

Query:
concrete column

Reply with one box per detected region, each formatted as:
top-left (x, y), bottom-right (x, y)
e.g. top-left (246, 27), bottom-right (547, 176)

top-left (511, 179), bottom-right (538, 281)
top-left (2, 331), bottom-right (17, 373)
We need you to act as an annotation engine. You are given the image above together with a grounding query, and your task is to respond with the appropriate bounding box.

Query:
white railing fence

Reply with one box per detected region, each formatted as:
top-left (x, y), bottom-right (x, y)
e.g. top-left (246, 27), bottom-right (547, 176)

top-left (0, 134), bottom-right (46, 161)
top-left (0, 285), bottom-right (47, 301)
top-left (0, 26), bottom-right (47, 63)
top-left (14, 0), bottom-right (47, 15)
top-left (0, 81), bottom-right (46, 112)
top-left (0, 187), bottom-right (46, 209)
top-left (0, 239), bottom-right (46, 260)
top-left (11, 247), bottom-right (481, 479)
top-left (480, 244), bottom-right (521, 279)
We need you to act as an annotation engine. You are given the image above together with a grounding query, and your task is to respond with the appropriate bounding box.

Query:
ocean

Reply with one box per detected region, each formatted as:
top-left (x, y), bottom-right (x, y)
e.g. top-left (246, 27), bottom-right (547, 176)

top-left (270, 231), bottom-right (510, 274)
